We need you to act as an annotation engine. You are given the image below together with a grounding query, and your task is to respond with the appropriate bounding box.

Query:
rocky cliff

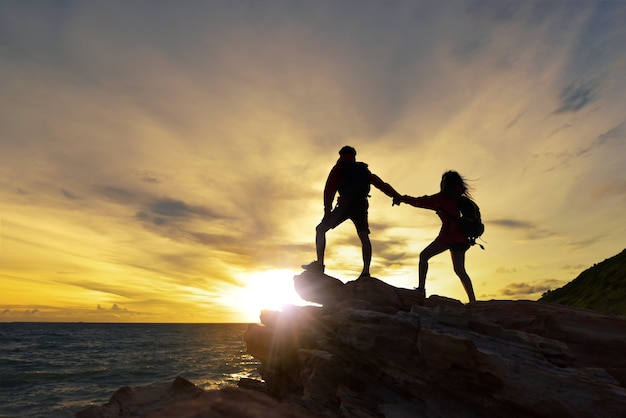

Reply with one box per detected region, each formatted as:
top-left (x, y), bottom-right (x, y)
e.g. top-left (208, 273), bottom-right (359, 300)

top-left (78, 272), bottom-right (626, 417)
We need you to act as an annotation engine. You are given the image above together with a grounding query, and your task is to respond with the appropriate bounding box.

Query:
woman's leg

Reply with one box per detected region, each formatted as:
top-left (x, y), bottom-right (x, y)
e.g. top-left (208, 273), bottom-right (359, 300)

top-left (418, 240), bottom-right (449, 291)
top-left (451, 249), bottom-right (476, 302)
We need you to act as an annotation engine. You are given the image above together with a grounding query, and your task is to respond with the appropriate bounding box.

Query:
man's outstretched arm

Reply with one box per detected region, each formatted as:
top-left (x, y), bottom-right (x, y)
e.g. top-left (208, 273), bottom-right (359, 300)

top-left (370, 173), bottom-right (401, 202)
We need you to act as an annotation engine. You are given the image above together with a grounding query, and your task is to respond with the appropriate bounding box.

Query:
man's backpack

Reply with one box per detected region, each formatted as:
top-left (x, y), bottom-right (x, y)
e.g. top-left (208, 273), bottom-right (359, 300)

top-left (339, 161), bottom-right (371, 199)
top-left (458, 196), bottom-right (485, 249)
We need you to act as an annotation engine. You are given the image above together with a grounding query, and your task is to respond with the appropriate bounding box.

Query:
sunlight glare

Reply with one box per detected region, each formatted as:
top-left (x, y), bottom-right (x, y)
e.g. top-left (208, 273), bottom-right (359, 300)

top-left (235, 269), bottom-right (310, 319)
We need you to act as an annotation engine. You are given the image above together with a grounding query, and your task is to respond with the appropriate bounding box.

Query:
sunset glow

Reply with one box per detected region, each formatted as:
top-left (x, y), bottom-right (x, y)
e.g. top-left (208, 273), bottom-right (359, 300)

top-left (1, 1), bottom-right (625, 323)
top-left (228, 269), bottom-right (311, 322)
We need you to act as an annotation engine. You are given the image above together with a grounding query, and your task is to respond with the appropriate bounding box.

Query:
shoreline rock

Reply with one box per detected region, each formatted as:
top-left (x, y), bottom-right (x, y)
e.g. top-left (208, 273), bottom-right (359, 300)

top-left (76, 376), bottom-right (317, 418)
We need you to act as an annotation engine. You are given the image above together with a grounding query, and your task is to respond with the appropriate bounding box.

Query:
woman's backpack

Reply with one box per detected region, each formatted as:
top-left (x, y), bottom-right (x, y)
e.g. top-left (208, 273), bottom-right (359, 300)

top-left (458, 196), bottom-right (485, 249)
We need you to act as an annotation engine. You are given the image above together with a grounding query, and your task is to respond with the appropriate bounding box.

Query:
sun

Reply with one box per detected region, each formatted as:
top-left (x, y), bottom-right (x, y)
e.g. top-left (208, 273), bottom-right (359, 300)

top-left (232, 269), bottom-right (311, 322)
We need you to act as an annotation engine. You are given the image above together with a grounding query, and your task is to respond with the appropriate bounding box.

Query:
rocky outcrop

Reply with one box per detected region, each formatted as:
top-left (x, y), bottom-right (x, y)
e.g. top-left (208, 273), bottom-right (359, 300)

top-left (78, 271), bottom-right (626, 417)
top-left (244, 271), bottom-right (626, 417)
top-left (293, 272), bottom-right (424, 313)
top-left (76, 376), bottom-right (317, 418)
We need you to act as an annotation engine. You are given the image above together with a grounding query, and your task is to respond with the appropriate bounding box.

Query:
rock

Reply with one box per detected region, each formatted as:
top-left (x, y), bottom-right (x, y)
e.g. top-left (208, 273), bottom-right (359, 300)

top-left (294, 271), bottom-right (423, 312)
top-left (148, 386), bottom-right (316, 418)
top-left (293, 272), bottom-right (345, 307)
top-left (76, 376), bottom-right (316, 418)
top-left (242, 272), bottom-right (626, 417)
top-left (466, 300), bottom-right (626, 385)
top-left (76, 376), bottom-right (203, 418)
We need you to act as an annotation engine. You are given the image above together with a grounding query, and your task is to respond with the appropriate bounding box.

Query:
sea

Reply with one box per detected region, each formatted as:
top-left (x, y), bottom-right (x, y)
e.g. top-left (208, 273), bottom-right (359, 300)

top-left (0, 322), bottom-right (261, 418)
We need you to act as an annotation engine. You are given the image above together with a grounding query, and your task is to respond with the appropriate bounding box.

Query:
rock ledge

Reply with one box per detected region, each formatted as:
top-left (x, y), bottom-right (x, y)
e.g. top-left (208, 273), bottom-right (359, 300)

top-left (79, 272), bottom-right (626, 417)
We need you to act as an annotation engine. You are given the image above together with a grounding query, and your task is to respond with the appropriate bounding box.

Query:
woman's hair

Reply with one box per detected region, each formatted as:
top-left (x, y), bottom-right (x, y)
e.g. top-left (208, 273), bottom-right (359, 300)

top-left (441, 170), bottom-right (471, 197)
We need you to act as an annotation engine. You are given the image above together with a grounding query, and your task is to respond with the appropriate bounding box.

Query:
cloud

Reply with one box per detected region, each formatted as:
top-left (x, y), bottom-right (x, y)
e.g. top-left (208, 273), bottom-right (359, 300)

top-left (487, 219), bottom-right (557, 241)
top-left (137, 171), bottom-right (161, 184)
top-left (188, 232), bottom-right (240, 247)
top-left (554, 77), bottom-right (602, 114)
top-left (151, 199), bottom-right (192, 217)
top-left (566, 234), bottom-right (607, 251)
top-left (488, 219), bottom-right (535, 230)
top-left (589, 178), bottom-right (626, 200)
top-left (97, 186), bottom-right (136, 203)
top-left (135, 211), bottom-right (150, 222)
top-left (506, 112), bottom-right (525, 130)
top-left (150, 198), bottom-right (216, 219)
top-left (466, 1), bottom-right (522, 22)
top-left (535, 121), bottom-right (624, 174)
top-left (61, 189), bottom-right (79, 200)
top-left (496, 267), bottom-right (517, 274)
top-left (97, 303), bottom-right (127, 312)
top-left (69, 281), bottom-right (144, 300)
top-left (500, 279), bottom-right (564, 298)
top-left (595, 123), bottom-right (624, 147)
top-left (561, 264), bottom-right (587, 272)
top-left (576, 122), bottom-right (625, 157)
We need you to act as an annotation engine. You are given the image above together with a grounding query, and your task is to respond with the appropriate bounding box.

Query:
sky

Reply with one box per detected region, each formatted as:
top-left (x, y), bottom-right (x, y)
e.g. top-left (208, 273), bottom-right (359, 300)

top-left (1, 1), bottom-right (625, 323)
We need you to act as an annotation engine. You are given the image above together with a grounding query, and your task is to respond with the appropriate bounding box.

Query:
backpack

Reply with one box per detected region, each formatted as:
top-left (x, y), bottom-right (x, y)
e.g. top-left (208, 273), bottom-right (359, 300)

top-left (458, 196), bottom-right (485, 249)
top-left (338, 161), bottom-right (371, 199)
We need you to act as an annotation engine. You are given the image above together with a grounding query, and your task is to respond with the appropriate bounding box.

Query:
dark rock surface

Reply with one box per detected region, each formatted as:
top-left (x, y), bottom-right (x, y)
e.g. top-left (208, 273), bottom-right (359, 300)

top-left (76, 376), bottom-right (316, 418)
top-left (245, 272), bottom-right (626, 417)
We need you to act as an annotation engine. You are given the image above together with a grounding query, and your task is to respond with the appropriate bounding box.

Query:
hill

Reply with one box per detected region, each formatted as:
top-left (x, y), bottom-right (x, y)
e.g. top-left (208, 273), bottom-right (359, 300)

top-left (540, 248), bottom-right (626, 316)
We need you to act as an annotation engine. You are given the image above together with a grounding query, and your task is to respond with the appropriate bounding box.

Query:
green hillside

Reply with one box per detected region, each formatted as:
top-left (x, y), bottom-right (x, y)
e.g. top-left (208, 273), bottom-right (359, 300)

top-left (540, 248), bottom-right (626, 316)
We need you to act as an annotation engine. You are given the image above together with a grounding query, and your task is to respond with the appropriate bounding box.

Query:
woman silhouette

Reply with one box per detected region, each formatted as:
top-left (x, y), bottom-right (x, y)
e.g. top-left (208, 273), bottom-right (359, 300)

top-left (397, 171), bottom-right (477, 302)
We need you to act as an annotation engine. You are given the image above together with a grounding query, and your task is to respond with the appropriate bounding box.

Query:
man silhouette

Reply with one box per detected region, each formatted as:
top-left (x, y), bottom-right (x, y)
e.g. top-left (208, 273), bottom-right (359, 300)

top-left (302, 146), bottom-right (400, 278)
